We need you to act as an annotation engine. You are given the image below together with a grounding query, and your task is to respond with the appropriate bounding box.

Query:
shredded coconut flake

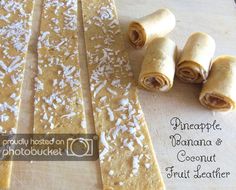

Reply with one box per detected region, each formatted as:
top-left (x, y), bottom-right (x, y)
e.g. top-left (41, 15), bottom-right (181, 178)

top-left (107, 107), bottom-right (114, 121)
top-left (132, 155), bottom-right (140, 175)
top-left (100, 132), bottom-right (110, 150)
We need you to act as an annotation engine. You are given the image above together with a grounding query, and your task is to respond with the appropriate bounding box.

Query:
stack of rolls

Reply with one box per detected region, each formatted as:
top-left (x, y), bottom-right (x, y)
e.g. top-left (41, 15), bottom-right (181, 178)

top-left (139, 38), bottom-right (177, 92)
top-left (128, 9), bottom-right (236, 112)
top-left (128, 8), bottom-right (177, 92)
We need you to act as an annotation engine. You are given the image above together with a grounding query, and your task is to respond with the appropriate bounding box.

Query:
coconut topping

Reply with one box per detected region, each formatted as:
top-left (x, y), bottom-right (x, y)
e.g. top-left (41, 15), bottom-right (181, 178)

top-left (0, 0), bottom-right (34, 133)
top-left (83, 0), bottom-right (154, 181)
top-left (34, 0), bottom-right (86, 132)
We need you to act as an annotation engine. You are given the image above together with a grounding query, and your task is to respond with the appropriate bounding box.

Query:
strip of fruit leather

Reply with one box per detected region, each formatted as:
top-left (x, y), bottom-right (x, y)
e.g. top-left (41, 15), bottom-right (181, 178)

top-left (0, 0), bottom-right (35, 188)
top-left (81, 0), bottom-right (165, 189)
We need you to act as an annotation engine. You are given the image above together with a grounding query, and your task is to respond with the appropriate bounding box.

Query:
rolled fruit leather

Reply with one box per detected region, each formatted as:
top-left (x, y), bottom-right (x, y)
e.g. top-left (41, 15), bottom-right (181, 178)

top-left (177, 32), bottom-right (216, 83)
top-left (199, 55), bottom-right (236, 112)
top-left (139, 37), bottom-right (177, 92)
top-left (128, 9), bottom-right (176, 48)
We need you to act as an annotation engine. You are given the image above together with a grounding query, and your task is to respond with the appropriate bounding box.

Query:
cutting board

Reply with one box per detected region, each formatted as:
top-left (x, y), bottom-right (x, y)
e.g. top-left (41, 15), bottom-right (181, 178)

top-left (10, 0), bottom-right (236, 189)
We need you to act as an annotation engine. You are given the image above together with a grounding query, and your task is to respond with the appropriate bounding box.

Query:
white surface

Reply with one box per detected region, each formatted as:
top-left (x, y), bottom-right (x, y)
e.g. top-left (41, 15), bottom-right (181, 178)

top-left (10, 0), bottom-right (236, 190)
